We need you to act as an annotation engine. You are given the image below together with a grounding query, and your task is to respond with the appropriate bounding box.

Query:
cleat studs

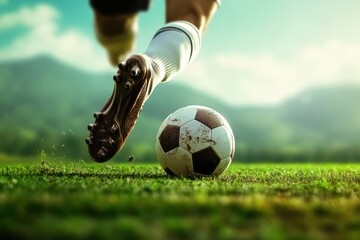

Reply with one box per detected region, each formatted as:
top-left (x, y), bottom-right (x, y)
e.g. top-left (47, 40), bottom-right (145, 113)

top-left (103, 137), bottom-right (115, 147)
top-left (108, 137), bottom-right (115, 146)
top-left (124, 80), bottom-right (134, 89)
top-left (97, 149), bottom-right (107, 158)
top-left (93, 112), bottom-right (102, 119)
top-left (118, 62), bottom-right (126, 71)
top-left (85, 138), bottom-right (92, 145)
top-left (87, 124), bottom-right (95, 131)
top-left (111, 123), bottom-right (118, 132)
top-left (130, 66), bottom-right (140, 77)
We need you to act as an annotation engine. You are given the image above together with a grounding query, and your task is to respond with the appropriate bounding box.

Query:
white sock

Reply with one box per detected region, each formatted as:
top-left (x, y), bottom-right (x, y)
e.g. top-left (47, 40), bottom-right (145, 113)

top-left (144, 21), bottom-right (201, 84)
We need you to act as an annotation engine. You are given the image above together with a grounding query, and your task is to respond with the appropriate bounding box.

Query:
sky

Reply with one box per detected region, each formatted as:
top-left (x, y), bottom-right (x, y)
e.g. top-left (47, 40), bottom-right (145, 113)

top-left (0, 0), bottom-right (359, 106)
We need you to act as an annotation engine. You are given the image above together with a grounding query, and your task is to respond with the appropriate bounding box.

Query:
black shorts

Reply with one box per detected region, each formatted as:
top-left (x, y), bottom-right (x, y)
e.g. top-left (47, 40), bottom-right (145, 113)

top-left (90, 0), bottom-right (151, 15)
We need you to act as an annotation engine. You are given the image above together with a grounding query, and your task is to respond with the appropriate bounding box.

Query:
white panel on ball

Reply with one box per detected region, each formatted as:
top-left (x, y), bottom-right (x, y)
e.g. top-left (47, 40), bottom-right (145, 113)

top-left (165, 147), bottom-right (194, 176)
top-left (167, 106), bottom-right (197, 127)
top-left (211, 157), bottom-right (232, 176)
top-left (179, 120), bottom-right (211, 154)
top-left (211, 126), bottom-right (233, 159)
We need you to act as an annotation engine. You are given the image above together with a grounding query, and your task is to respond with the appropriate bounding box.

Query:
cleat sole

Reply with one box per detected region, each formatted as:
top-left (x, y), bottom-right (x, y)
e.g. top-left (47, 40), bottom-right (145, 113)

top-left (86, 54), bottom-right (152, 162)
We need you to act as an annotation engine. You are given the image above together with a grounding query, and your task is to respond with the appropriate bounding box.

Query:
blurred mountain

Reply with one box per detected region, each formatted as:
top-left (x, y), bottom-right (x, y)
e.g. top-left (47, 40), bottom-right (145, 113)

top-left (0, 56), bottom-right (359, 162)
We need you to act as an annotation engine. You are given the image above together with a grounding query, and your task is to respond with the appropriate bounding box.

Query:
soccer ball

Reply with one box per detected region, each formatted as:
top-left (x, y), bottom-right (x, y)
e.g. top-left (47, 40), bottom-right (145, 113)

top-left (155, 105), bottom-right (235, 177)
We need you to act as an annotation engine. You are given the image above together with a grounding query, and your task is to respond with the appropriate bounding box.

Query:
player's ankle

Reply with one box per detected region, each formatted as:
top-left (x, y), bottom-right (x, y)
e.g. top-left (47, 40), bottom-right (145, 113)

top-left (144, 21), bottom-right (201, 82)
top-left (136, 54), bottom-right (165, 94)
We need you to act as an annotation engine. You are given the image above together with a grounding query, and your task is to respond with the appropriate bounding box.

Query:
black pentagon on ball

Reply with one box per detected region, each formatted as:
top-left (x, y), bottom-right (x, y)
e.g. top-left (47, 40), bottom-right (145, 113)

top-left (192, 146), bottom-right (221, 175)
top-left (159, 125), bottom-right (180, 153)
top-left (195, 108), bottom-right (223, 129)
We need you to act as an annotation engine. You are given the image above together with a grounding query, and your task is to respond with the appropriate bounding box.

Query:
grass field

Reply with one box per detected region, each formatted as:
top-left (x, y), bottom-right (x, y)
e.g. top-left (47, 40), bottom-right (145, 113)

top-left (0, 158), bottom-right (359, 240)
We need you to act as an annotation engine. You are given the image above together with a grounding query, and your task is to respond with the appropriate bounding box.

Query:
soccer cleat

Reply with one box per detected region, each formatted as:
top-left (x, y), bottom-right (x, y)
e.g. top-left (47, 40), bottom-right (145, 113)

top-left (86, 54), bottom-right (155, 162)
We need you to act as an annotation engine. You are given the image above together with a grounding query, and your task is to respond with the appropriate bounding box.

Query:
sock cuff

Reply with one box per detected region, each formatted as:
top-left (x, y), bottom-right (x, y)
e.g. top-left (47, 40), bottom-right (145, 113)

top-left (151, 21), bottom-right (201, 64)
top-left (144, 20), bottom-right (202, 82)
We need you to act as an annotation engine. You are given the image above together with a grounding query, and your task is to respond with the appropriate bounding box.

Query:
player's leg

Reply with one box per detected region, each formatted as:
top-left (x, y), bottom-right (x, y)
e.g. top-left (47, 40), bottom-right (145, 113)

top-left (89, 0), bottom-right (151, 65)
top-left (165, 0), bottom-right (220, 34)
top-left (86, 0), bottom-right (220, 162)
top-left (143, 0), bottom-right (220, 83)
